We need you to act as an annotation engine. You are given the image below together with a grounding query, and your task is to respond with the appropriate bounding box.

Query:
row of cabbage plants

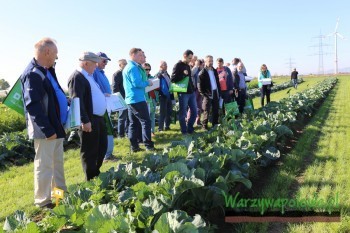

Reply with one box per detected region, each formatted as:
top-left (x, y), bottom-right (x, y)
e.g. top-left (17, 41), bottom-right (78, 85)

top-left (3, 78), bottom-right (337, 233)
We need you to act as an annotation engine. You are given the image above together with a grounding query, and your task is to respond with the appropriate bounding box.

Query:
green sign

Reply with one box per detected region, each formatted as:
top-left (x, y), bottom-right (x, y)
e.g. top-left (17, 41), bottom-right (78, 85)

top-left (3, 78), bottom-right (25, 116)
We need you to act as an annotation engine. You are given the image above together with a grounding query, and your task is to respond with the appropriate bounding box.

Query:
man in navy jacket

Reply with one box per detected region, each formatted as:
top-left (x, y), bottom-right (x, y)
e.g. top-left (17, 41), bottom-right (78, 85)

top-left (21, 38), bottom-right (67, 209)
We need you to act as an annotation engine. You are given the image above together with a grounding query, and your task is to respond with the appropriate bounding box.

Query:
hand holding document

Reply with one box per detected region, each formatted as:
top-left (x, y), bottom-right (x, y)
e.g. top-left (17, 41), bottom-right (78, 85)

top-left (106, 93), bottom-right (128, 113)
top-left (145, 78), bottom-right (160, 92)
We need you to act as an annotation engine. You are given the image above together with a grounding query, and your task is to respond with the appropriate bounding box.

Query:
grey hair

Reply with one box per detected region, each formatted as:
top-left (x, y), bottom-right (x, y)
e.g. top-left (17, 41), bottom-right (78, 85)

top-left (34, 37), bottom-right (57, 52)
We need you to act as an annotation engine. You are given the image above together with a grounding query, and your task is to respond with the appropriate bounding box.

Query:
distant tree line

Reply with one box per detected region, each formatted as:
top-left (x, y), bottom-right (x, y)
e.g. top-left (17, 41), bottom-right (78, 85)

top-left (0, 79), bottom-right (10, 90)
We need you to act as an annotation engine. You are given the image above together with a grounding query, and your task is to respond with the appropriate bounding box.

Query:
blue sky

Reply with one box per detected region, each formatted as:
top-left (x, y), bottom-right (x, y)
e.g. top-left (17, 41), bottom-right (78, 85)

top-left (0, 0), bottom-right (349, 88)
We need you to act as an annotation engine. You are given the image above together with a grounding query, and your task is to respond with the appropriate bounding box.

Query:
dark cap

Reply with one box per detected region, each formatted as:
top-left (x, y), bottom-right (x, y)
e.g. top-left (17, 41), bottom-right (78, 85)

top-left (96, 52), bottom-right (111, 61)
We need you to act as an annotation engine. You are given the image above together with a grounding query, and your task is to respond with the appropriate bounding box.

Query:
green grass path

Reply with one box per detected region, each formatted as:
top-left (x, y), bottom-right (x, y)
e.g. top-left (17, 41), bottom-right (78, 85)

top-left (236, 75), bottom-right (350, 233)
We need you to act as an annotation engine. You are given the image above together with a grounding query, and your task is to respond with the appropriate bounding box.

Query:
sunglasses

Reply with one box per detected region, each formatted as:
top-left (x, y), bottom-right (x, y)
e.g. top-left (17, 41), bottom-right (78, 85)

top-left (145, 68), bottom-right (151, 71)
top-left (102, 60), bottom-right (108, 64)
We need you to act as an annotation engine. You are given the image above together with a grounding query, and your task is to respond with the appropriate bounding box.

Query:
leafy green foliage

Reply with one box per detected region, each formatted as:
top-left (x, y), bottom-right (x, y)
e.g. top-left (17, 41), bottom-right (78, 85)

top-left (0, 131), bottom-right (34, 168)
top-left (2, 78), bottom-right (337, 231)
top-left (0, 104), bottom-right (26, 135)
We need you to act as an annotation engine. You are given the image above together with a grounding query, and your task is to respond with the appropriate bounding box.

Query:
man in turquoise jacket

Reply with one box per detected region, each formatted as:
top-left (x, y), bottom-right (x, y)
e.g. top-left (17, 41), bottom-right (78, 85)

top-left (123, 48), bottom-right (154, 152)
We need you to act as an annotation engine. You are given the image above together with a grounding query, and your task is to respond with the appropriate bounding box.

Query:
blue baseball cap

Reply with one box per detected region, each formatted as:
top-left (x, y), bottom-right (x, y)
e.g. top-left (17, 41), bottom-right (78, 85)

top-left (96, 52), bottom-right (111, 61)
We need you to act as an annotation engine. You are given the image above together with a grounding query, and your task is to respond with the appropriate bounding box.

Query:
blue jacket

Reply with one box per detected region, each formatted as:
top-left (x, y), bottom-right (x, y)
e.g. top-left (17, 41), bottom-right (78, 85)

top-left (155, 70), bottom-right (174, 99)
top-left (122, 60), bottom-right (149, 104)
top-left (20, 58), bottom-right (66, 139)
top-left (93, 68), bottom-right (112, 94)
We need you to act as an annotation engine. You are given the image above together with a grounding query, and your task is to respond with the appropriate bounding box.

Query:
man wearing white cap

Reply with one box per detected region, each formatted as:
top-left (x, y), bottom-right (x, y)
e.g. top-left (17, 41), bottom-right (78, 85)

top-left (68, 52), bottom-right (108, 181)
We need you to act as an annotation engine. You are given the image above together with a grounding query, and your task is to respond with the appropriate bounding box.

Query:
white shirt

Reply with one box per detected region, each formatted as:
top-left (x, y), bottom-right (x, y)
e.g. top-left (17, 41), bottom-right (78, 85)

top-left (208, 69), bottom-right (218, 90)
top-left (78, 67), bottom-right (107, 116)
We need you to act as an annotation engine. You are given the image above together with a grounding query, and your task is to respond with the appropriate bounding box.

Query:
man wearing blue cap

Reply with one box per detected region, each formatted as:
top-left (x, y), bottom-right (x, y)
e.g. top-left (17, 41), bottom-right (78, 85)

top-left (93, 52), bottom-right (116, 161)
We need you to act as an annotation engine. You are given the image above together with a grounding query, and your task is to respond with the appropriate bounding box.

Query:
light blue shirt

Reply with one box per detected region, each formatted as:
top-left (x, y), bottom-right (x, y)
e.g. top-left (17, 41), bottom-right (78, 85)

top-left (93, 68), bottom-right (112, 94)
top-left (46, 70), bottom-right (68, 124)
top-left (77, 67), bottom-right (107, 116)
top-left (238, 71), bottom-right (247, 89)
top-left (122, 60), bottom-right (149, 104)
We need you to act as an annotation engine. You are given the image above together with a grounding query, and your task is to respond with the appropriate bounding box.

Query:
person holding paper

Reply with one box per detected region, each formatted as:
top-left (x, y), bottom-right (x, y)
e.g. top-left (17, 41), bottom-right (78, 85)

top-left (143, 63), bottom-right (157, 137)
top-left (68, 51), bottom-right (108, 181)
top-left (258, 64), bottom-right (272, 107)
top-left (112, 59), bottom-right (129, 138)
top-left (198, 55), bottom-right (221, 130)
top-left (93, 52), bottom-right (116, 161)
top-left (155, 61), bottom-right (174, 132)
top-left (123, 48), bottom-right (155, 152)
top-left (233, 62), bottom-right (247, 113)
top-left (171, 49), bottom-right (197, 135)
top-left (20, 38), bottom-right (67, 209)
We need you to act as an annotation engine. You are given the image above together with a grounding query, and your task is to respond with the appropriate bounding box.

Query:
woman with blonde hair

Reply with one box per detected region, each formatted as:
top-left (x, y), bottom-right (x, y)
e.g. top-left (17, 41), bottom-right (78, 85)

top-left (258, 64), bottom-right (272, 107)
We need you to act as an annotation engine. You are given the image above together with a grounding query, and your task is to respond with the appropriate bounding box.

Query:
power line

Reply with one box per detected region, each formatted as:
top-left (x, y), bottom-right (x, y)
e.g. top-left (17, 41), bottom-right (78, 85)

top-left (285, 57), bottom-right (295, 74)
top-left (309, 31), bottom-right (330, 75)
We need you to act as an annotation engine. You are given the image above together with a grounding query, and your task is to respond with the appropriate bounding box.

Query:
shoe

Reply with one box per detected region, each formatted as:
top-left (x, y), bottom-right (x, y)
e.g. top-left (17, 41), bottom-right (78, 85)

top-left (165, 127), bottom-right (171, 131)
top-left (131, 147), bottom-right (144, 153)
top-left (103, 155), bottom-right (118, 162)
top-left (146, 147), bottom-right (155, 152)
top-left (39, 202), bottom-right (55, 209)
top-left (188, 130), bottom-right (195, 134)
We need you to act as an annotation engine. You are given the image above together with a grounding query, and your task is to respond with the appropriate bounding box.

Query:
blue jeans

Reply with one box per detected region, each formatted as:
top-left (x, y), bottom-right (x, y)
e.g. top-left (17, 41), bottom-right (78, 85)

top-left (178, 92), bottom-right (197, 134)
top-left (104, 135), bottom-right (114, 158)
top-left (118, 109), bottom-right (128, 137)
top-left (128, 101), bottom-right (154, 149)
top-left (158, 96), bottom-right (172, 131)
top-left (292, 79), bottom-right (298, 89)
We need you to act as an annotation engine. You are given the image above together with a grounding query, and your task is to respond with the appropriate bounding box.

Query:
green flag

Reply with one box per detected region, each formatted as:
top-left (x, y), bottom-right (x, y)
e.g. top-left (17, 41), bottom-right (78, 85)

top-left (3, 78), bottom-right (25, 116)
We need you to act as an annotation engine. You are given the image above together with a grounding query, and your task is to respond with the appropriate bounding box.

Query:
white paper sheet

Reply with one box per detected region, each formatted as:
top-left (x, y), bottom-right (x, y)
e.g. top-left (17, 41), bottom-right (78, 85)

top-left (65, 97), bottom-right (81, 130)
top-left (145, 78), bottom-right (160, 92)
top-left (106, 93), bottom-right (128, 112)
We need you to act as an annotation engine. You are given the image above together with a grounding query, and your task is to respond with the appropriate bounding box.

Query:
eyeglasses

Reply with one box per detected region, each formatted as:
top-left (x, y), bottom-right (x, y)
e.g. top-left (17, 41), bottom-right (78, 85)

top-left (145, 69), bottom-right (151, 71)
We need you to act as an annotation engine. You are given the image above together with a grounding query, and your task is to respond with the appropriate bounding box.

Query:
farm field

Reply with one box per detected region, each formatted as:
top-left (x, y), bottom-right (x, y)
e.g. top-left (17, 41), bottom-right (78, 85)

top-left (234, 75), bottom-right (350, 233)
top-left (0, 75), bottom-right (349, 232)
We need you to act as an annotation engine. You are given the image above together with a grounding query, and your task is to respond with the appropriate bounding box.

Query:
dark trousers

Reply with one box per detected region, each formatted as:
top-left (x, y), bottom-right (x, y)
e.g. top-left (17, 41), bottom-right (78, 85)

top-left (128, 101), bottom-right (154, 150)
top-left (237, 89), bottom-right (246, 113)
top-left (202, 91), bottom-right (219, 127)
top-left (78, 115), bottom-right (107, 181)
top-left (221, 90), bottom-right (232, 104)
top-left (158, 96), bottom-right (172, 131)
top-left (118, 109), bottom-right (129, 137)
top-left (260, 85), bottom-right (271, 107)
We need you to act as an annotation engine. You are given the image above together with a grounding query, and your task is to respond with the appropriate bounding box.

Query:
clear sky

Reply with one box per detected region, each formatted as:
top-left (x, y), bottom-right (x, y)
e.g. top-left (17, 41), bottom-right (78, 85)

top-left (0, 0), bottom-right (349, 88)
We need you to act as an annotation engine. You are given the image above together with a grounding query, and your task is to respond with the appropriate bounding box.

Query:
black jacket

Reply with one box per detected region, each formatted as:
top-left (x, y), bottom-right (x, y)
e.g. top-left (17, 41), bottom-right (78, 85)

top-left (291, 71), bottom-right (298, 80)
top-left (171, 60), bottom-right (195, 94)
top-left (21, 58), bottom-right (66, 139)
top-left (68, 70), bottom-right (93, 124)
top-left (198, 67), bottom-right (221, 98)
top-left (112, 69), bottom-right (125, 97)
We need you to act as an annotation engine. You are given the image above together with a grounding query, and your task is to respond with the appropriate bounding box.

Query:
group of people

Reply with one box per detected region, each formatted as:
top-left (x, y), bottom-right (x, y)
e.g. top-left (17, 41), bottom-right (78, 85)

top-left (20, 37), bottom-right (281, 209)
